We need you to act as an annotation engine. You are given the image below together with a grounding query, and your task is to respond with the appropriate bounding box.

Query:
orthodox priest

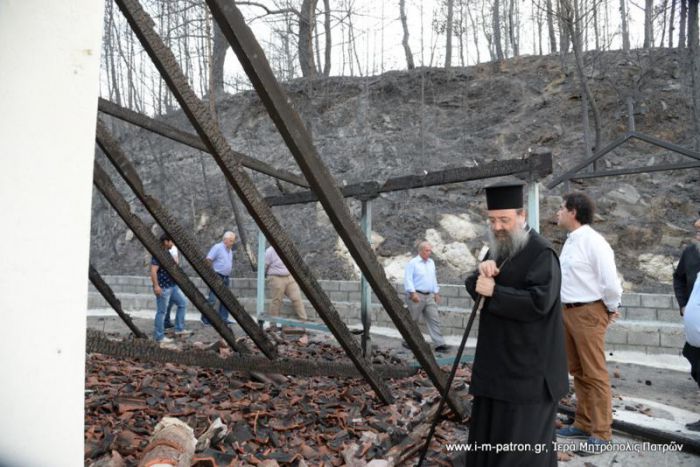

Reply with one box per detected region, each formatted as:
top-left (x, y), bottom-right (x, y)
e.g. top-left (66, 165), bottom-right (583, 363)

top-left (464, 182), bottom-right (568, 466)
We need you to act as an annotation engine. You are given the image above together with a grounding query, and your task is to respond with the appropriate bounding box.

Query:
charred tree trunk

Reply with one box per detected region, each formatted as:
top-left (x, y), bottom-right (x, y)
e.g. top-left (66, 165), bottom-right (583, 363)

top-left (323, 0), bottom-right (331, 76)
top-left (644, 0), bottom-right (654, 48)
top-left (211, 20), bottom-right (227, 99)
top-left (670, 0), bottom-right (677, 48)
top-left (689, 0), bottom-right (700, 150)
top-left (547, 0), bottom-right (557, 53)
top-left (620, 0), bottom-right (631, 52)
top-left (446, 0), bottom-right (454, 67)
top-left (299, 0), bottom-right (318, 78)
top-left (681, 0), bottom-right (688, 47)
top-left (493, 0), bottom-right (505, 60)
top-left (400, 0), bottom-right (415, 69)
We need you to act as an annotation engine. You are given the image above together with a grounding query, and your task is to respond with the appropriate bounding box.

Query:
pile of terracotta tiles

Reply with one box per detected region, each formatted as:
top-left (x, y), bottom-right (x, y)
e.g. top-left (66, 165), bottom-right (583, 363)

top-left (85, 331), bottom-right (471, 466)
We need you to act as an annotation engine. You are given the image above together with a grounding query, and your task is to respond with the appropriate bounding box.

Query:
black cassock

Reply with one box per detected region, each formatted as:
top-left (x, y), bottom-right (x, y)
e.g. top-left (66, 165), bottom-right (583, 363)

top-left (464, 230), bottom-right (568, 467)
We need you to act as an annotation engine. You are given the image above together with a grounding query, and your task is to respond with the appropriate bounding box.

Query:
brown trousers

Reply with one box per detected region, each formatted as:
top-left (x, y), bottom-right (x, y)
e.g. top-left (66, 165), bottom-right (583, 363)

top-left (267, 275), bottom-right (307, 320)
top-left (562, 301), bottom-right (612, 440)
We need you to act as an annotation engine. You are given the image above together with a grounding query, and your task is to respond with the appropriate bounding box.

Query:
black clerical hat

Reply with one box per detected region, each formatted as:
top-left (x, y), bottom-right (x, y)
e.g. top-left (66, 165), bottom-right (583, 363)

top-left (485, 182), bottom-right (524, 210)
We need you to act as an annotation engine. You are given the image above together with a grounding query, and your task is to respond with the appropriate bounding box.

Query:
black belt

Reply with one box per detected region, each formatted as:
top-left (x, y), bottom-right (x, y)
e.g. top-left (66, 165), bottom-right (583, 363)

top-left (563, 300), bottom-right (602, 309)
top-left (415, 290), bottom-right (432, 295)
top-left (216, 273), bottom-right (230, 279)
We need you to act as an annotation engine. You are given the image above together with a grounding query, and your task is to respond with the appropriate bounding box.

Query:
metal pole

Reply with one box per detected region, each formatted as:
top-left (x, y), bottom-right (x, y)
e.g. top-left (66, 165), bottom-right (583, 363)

top-left (256, 228), bottom-right (266, 326)
top-left (527, 182), bottom-right (540, 233)
top-left (360, 198), bottom-right (373, 357)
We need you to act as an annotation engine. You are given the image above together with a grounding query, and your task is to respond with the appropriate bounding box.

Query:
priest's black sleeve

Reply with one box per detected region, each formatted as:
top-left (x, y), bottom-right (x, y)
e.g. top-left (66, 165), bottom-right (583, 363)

top-left (486, 249), bottom-right (560, 323)
top-left (464, 268), bottom-right (479, 301)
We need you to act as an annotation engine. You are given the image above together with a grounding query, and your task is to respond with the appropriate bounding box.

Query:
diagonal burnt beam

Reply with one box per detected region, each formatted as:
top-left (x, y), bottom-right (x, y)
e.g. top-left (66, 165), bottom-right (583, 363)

top-left (568, 160), bottom-right (700, 179)
top-left (89, 263), bottom-right (148, 339)
top-left (92, 161), bottom-right (245, 354)
top-left (206, 0), bottom-right (466, 416)
top-left (267, 154), bottom-right (552, 206)
top-left (87, 330), bottom-right (418, 379)
top-left (547, 132), bottom-right (632, 188)
top-left (114, 0), bottom-right (394, 404)
top-left (97, 98), bottom-right (309, 188)
top-left (96, 120), bottom-right (277, 359)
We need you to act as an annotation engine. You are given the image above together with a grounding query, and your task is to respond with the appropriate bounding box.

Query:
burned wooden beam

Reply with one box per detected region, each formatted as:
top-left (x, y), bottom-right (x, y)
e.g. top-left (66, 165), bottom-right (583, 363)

top-left (97, 98), bottom-right (309, 188)
top-left (114, 0), bottom-right (394, 404)
top-left (96, 120), bottom-right (277, 359)
top-left (630, 131), bottom-right (700, 162)
top-left (92, 161), bottom-right (245, 354)
top-left (266, 154), bottom-right (552, 206)
top-left (547, 132), bottom-right (632, 189)
top-left (86, 330), bottom-right (417, 379)
top-left (206, 0), bottom-right (466, 416)
top-left (569, 161), bottom-right (700, 180)
top-left (88, 263), bottom-right (148, 339)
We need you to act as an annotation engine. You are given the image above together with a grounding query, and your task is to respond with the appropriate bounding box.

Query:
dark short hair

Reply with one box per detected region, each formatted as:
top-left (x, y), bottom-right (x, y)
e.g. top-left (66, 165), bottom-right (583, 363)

top-left (563, 192), bottom-right (594, 225)
top-left (160, 233), bottom-right (172, 242)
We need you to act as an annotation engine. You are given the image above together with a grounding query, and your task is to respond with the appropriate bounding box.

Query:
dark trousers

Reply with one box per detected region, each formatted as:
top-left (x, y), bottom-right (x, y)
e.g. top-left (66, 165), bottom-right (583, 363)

top-left (683, 342), bottom-right (700, 388)
top-left (465, 396), bottom-right (558, 467)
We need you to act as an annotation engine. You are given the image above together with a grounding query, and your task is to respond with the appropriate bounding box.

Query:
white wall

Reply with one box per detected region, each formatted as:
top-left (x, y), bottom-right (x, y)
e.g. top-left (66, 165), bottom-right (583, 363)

top-left (0, 1), bottom-right (104, 465)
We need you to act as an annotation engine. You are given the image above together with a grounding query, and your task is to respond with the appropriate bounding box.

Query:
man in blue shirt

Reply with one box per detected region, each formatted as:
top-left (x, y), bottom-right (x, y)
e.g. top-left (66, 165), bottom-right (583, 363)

top-left (203, 231), bottom-right (237, 325)
top-left (150, 234), bottom-right (188, 343)
top-left (404, 240), bottom-right (448, 352)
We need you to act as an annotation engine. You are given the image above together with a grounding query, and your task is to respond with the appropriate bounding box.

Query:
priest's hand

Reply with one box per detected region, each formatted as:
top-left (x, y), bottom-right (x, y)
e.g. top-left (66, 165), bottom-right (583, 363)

top-left (478, 260), bottom-right (500, 278)
top-left (475, 275), bottom-right (495, 297)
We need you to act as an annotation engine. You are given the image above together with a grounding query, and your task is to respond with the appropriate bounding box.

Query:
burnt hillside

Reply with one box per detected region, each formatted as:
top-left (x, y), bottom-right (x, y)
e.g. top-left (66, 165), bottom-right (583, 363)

top-left (91, 48), bottom-right (700, 292)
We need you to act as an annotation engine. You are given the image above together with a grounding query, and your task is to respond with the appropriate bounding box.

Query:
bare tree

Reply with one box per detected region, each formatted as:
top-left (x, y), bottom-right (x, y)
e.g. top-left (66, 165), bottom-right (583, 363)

top-left (689, 0), bottom-right (700, 149)
top-left (400, 0), bottom-right (415, 69)
top-left (493, 0), bottom-right (505, 60)
top-left (644, 0), bottom-right (654, 48)
top-left (681, 0), bottom-right (688, 47)
top-left (620, 0), bottom-right (631, 52)
top-left (547, 0), bottom-right (558, 52)
top-left (561, 0), bottom-right (603, 151)
top-left (323, 0), bottom-right (331, 76)
top-left (669, 0), bottom-right (677, 47)
top-left (446, 0), bottom-right (455, 67)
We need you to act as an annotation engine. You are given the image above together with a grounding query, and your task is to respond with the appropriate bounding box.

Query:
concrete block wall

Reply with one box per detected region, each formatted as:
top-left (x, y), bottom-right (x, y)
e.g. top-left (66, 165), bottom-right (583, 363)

top-left (88, 276), bottom-right (687, 356)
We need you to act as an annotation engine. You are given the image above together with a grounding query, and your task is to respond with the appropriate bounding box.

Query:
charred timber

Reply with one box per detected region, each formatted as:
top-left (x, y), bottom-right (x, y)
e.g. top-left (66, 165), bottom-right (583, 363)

top-left (114, 0), bottom-right (394, 404)
top-left (97, 98), bottom-right (308, 188)
top-left (89, 264), bottom-right (148, 339)
top-left (96, 120), bottom-right (277, 359)
top-left (206, 0), bottom-right (467, 417)
top-left (92, 161), bottom-right (245, 354)
top-left (266, 154), bottom-right (553, 206)
top-left (86, 330), bottom-right (417, 379)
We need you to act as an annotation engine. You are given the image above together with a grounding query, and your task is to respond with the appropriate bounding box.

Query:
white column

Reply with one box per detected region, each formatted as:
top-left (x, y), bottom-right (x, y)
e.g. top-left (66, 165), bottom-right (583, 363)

top-left (527, 182), bottom-right (540, 233)
top-left (0, 2), bottom-right (104, 465)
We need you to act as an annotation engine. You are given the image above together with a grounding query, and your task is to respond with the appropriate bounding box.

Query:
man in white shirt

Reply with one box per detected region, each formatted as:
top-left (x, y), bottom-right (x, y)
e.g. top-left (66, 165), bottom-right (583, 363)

top-left (556, 192), bottom-right (622, 448)
top-left (404, 241), bottom-right (448, 352)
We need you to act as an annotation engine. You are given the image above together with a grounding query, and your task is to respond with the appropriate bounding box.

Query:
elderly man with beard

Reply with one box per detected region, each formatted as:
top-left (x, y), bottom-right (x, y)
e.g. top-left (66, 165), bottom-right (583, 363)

top-left (464, 182), bottom-right (568, 467)
top-left (673, 211), bottom-right (700, 432)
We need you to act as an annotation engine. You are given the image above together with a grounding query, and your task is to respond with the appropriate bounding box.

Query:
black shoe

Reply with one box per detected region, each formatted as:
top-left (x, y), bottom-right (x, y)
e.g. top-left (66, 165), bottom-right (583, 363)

top-left (434, 345), bottom-right (450, 353)
top-left (164, 322), bottom-right (174, 329)
top-left (686, 420), bottom-right (700, 431)
top-left (401, 341), bottom-right (411, 349)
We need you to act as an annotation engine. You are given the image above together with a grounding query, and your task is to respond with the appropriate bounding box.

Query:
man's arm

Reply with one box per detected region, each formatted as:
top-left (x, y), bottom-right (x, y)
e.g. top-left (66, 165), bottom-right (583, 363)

top-left (593, 239), bottom-right (622, 313)
top-left (673, 249), bottom-right (689, 312)
top-left (150, 263), bottom-right (162, 296)
top-left (482, 250), bottom-right (561, 322)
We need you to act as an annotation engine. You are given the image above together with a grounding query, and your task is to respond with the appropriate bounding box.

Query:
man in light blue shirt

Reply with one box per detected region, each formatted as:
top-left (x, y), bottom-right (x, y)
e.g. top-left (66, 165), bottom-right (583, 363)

top-left (404, 240), bottom-right (448, 352)
top-left (203, 231), bottom-right (237, 325)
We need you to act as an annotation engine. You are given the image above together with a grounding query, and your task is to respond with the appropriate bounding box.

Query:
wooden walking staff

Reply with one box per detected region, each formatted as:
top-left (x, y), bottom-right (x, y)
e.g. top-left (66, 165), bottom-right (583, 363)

top-left (417, 246), bottom-right (490, 466)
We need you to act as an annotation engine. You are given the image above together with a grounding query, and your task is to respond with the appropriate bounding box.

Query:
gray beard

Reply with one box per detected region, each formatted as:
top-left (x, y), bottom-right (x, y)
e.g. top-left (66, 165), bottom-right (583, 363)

top-left (488, 226), bottom-right (530, 262)
top-left (693, 240), bottom-right (700, 255)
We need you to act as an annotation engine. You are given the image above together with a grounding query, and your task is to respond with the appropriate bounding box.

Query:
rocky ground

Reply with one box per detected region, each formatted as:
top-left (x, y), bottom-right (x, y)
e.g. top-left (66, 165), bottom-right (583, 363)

top-left (92, 48), bottom-right (700, 292)
top-left (85, 315), bottom-right (700, 466)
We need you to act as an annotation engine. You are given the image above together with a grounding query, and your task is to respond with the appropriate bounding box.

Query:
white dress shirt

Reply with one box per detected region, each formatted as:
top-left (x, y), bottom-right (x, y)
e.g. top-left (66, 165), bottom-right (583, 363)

top-left (560, 224), bottom-right (622, 311)
top-left (684, 275), bottom-right (700, 347)
top-left (404, 255), bottom-right (439, 294)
